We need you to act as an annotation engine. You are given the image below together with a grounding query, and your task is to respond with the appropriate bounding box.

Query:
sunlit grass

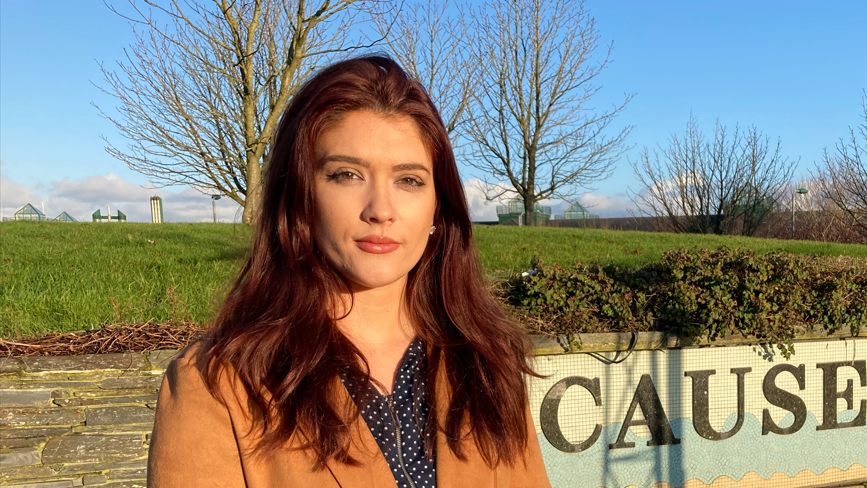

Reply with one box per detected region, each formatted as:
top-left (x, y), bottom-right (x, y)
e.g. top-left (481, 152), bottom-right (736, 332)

top-left (1, 222), bottom-right (252, 338)
top-left (473, 225), bottom-right (867, 277)
top-left (2, 221), bottom-right (864, 338)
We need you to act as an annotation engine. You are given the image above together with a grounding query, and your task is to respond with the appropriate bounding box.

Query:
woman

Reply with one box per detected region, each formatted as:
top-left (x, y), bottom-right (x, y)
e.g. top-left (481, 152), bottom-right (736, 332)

top-left (147, 55), bottom-right (551, 488)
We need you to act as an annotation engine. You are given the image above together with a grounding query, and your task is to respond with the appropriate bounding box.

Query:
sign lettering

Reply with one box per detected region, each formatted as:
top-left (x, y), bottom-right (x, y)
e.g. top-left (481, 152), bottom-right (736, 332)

top-left (539, 360), bottom-right (866, 452)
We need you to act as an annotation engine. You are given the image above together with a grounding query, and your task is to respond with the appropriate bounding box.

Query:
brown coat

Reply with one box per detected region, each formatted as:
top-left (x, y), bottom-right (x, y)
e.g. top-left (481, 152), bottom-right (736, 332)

top-left (147, 342), bottom-right (552, 488)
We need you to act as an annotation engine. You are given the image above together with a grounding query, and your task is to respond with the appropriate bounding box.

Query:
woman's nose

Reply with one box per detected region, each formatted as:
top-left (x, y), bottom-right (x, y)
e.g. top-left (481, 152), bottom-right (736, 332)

top-left (361, 183), bottom-right (395, 224)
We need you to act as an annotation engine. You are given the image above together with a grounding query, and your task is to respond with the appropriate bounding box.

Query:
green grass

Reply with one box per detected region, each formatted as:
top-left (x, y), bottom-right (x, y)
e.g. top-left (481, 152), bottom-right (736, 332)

top-left (2, 221), bottom-right (865, 338)
top-left (474, 225), bottom-right (867, 277)
top-left (1, 222), bottom-right (253, 338)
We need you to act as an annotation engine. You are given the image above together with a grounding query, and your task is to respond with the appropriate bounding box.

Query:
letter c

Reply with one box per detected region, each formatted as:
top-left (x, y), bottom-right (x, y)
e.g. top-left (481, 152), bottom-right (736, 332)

top-left (540, 376), bottom-right (602, 452)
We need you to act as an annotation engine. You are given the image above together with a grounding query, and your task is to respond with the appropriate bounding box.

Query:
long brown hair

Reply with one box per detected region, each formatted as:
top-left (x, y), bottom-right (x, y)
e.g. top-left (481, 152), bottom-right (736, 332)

top-left (200, 55), bottom-right (535, 469)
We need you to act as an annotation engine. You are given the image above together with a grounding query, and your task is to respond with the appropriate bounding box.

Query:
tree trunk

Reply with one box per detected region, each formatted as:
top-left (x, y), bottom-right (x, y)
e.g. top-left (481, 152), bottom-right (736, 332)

top-left (524, 194), bottom-right (536, 227)
top-left (242, 155), bottom-right (262, 226)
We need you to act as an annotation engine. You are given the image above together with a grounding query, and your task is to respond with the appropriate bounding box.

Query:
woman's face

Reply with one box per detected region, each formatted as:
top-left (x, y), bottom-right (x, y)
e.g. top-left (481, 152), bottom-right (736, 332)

top-left (312, 110), bottom-right (437, 291)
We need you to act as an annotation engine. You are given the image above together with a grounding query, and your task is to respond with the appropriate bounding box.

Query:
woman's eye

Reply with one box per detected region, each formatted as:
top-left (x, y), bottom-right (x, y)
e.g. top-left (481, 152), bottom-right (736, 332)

top-left (398, 176), bottom-right (425, 187)
top-left (327, 171), bottom-right (359, 182)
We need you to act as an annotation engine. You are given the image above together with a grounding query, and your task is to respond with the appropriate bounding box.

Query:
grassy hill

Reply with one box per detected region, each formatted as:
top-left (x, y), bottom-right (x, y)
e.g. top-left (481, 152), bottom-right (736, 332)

top-left (2, 221), bottom-right (865, 338)
top-left (473, 225), bottom-right (867, 276)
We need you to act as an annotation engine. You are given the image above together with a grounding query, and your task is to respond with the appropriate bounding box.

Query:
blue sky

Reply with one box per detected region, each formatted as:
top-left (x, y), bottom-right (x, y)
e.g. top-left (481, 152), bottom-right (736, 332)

top-left (1, 0), bottom-right (865, 221)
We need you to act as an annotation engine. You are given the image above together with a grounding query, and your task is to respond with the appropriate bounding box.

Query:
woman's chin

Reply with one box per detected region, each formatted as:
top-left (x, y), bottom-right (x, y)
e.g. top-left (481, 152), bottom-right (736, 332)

top-left (345, 271), bottom-right (408, 291)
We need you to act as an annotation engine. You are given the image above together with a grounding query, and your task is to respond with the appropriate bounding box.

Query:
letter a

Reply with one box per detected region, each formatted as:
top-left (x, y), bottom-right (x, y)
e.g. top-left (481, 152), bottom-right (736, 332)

top-left (610, 374), bottom-right (680, 449)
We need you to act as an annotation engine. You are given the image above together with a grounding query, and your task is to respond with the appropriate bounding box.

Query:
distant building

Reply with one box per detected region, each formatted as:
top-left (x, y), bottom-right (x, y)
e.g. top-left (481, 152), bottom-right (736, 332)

top-left (53, 212), bottom-right (78, 222)
top-left (561, 203), bottom-right (600, 220)
top-left (92, 207), bottom-right (127, 223)
top-left (496, 197), bottom-right (552, 225)
top-left (14, 203), bottom-right (48, 221)
top-left (9, 204), bottom-right (80, 222)
top-left (150, 196), bottom-right (164, 223)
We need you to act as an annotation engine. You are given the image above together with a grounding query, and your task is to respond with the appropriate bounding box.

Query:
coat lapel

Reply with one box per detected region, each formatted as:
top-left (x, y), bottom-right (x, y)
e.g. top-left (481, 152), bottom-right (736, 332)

top-left (324, 378), bottom-right (397, 488)
top-left (435, 426), bottom-right (502, 488)
top-left (433, 360), bottom-right (505, 488)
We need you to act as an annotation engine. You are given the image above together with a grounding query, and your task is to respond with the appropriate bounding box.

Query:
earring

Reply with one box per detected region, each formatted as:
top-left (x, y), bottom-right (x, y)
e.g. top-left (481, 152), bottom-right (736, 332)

top-left (429, 225), bottom-right (436, 235)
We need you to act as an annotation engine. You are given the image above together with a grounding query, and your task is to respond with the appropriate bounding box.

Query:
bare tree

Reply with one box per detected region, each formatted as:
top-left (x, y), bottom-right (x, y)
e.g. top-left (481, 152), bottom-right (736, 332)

top-left (464, 0), bottom-right (633, 226)
top-left (813, 91), bottom-right (867, 239)
top-left (96, 0), bottom-right (375, 225)
top-left (371, 0), bottom-right (475, 135)
top-left (631, 115), bottom-right (797, 236)
top-left (765, 180), bottom-right (865, 244)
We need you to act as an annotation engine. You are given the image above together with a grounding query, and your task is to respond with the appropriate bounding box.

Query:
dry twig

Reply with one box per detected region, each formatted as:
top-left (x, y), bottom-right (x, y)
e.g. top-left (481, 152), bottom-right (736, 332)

top-left (0, 321), bottom-right (205, 357)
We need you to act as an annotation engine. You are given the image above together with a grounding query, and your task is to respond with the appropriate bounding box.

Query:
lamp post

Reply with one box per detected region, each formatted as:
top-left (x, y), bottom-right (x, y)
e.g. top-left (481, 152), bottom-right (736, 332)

top-left (210, 195), bottom-right (221, 223)
top-left (791, 188), bottom-right (808, 234)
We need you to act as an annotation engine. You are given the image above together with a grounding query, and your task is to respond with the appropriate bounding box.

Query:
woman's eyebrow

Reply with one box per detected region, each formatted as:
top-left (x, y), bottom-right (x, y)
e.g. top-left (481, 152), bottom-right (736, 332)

top-left (392, 163), bottom-right (431, 175)
top-left (318, 154), bottom-right (368, 167)
top-left (319, 155), bottom-right (431, 175)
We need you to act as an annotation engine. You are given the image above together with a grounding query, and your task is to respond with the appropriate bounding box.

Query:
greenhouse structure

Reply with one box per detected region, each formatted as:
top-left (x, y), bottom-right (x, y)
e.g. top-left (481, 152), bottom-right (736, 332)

top-left (496, 197), bottom-right (552, 225)
top-left (54, 212), bottom-right (78, 222)
top-left (13, 203), bottom-right (48, 221)
top-left (562, 202), bottom-right (599, 220)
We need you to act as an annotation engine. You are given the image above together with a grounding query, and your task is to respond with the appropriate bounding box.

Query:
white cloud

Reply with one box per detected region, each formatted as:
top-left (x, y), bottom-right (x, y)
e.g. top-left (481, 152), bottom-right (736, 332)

top-left (0, 173), bottom-right (242, 223)
top-left (0, 175), bottom-right (41, 216)
top-left (53, 174), bottom-right (151, 203)
top-left (462, 178), bottom-right (518, 221)
top-left (571, 192), bottom-right (637, 218)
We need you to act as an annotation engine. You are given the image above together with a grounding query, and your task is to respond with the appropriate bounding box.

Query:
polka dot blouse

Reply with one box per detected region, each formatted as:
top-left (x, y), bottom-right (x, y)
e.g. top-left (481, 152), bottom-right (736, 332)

top-left (341, 338), bottom-right (437, 488)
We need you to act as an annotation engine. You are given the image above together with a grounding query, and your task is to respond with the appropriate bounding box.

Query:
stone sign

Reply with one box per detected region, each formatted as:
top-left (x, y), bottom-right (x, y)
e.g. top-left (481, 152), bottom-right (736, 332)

top-left (527, 338), bottom-right (867, 488)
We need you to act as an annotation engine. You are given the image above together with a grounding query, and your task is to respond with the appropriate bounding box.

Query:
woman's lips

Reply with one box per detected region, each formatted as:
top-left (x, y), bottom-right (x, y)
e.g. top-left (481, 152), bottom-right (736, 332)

top-left (355, 235), bottom-right (401, 254)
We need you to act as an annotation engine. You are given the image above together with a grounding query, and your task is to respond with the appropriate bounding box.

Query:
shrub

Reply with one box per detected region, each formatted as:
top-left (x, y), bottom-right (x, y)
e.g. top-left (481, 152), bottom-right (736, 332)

top-left (505, 247), bottom-right (866, 357)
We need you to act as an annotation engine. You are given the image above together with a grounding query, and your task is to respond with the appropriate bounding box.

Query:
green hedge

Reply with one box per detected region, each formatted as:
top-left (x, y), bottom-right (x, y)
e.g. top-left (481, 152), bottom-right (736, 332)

top-left (505, 247), bottom-right (867, 357)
